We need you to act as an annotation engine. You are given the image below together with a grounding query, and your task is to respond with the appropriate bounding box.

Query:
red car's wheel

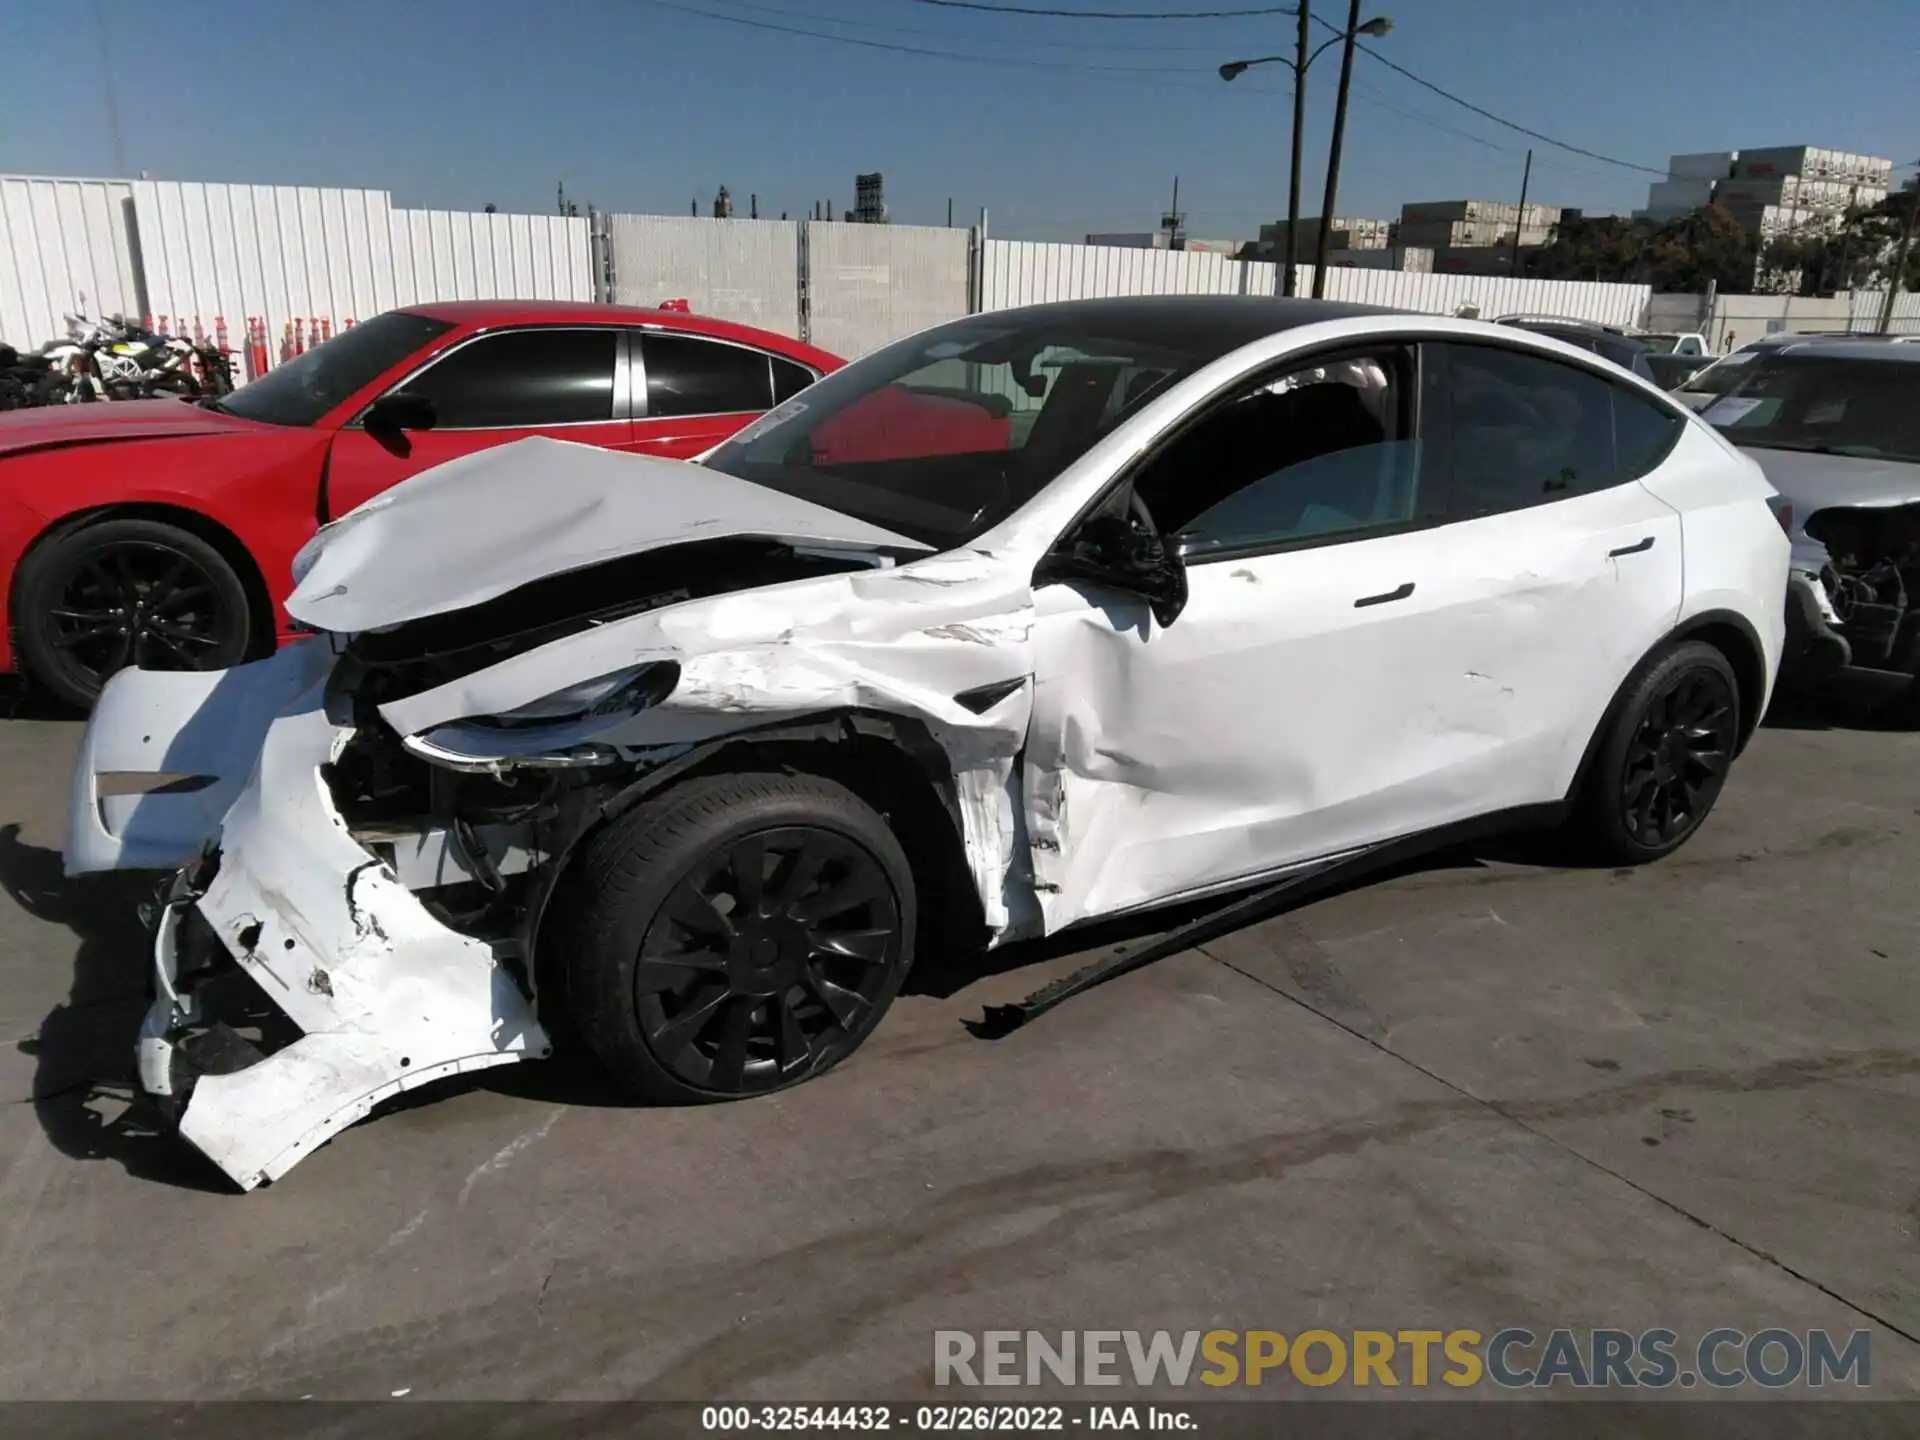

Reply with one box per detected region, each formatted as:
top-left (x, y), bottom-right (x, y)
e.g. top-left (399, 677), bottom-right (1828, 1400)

top-left (15, 518), bottom-right (253, 708)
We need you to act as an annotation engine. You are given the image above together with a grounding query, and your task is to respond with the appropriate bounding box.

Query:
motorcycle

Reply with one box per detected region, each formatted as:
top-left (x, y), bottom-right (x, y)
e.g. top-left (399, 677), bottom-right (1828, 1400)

top-left (32, 314), bottom-right (234, 403)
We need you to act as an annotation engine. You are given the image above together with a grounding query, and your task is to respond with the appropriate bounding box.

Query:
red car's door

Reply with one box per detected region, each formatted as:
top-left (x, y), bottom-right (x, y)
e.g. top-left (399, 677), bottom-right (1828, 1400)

top-left (323, 326), bottom-right (632, 519)
top-left (630, 330), bottom-right (821, 460)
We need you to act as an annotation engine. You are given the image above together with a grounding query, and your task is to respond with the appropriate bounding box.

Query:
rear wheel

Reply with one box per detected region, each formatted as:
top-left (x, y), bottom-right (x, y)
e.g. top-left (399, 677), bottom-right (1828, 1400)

top-left (14, 517), bottom-right (253, 708)
top-left (1571, 640), bottom-right (1740, 864)
top-left (564, 773), bottom-right (916, 1104)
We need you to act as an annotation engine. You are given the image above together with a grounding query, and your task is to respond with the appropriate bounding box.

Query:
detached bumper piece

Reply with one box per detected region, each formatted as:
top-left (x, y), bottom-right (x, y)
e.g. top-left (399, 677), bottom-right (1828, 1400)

top-left (135, 707), bottom-right (553, 1192)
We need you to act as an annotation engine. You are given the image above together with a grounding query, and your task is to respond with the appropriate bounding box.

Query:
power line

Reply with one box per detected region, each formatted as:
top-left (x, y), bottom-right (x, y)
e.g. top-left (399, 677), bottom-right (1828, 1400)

top-left (1300, 13), bottom-right (1666, 177)
top-left (910, 0), bottom-right (1297, 16)
top-left (638, 0), bottom-right (1283, 80)
top-left (689, 0), bottom-right (1237, 49)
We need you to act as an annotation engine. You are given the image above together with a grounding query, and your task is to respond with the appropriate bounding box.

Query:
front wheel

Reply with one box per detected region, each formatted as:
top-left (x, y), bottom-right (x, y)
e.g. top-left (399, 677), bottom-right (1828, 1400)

top-left (1570, 639), bottom-right (1741, 864)
top-left (13, 517), bottom-right (254, 708)
top-left (563, 773), bottom-right (916, 1104)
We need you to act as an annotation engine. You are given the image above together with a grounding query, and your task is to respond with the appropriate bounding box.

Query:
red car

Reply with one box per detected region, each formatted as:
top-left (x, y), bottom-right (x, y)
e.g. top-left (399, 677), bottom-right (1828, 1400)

top-left (0, 302), bottom-right (842, 705)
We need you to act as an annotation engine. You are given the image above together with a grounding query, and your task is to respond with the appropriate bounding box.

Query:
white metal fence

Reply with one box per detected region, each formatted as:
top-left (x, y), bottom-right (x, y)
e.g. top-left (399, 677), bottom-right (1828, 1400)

top-left (981, 240), bottom-right (1650, 328)
top-left (608, 214), bottom-right (800, 336)
top-left (1, 173), bottom-right (593, 365)
top-left (806, 221), bottom-right (972, 358)
top-left (0, 175), bottom-right (142, 351)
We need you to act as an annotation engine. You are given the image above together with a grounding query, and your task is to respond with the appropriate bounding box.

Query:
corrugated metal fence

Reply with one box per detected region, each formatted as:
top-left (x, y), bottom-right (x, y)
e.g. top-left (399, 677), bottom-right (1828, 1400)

top-left (1, 173), bottom-right (592, 362)
top-left (23, 174), bottom-right (1908, 372)
top-left (0, 175), bottom-right (142, 349)
top-left (981, 240), bottom-right (1651, 328)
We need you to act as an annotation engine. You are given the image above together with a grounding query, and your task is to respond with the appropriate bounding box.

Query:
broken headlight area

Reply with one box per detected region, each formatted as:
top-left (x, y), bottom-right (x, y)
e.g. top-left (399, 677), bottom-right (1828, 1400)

top-left (322, 720), bottom-right (582, 958)
top-left (1802, 505), bottom-right (1920, 673)
top-left (401, 661), bottom-right (683, 774)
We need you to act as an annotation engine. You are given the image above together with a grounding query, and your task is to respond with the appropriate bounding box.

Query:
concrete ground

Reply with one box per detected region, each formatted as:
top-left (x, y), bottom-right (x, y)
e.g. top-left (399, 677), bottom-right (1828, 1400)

top-left (1, 687), bottom-right (1917, 1407)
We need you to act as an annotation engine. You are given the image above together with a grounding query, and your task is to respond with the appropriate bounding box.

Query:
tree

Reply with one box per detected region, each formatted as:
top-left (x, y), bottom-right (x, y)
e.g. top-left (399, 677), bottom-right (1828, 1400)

top-left (1528, 206), bottom-right (1754, 292)
top-left (1761, 189), bottom-right (1920, 296)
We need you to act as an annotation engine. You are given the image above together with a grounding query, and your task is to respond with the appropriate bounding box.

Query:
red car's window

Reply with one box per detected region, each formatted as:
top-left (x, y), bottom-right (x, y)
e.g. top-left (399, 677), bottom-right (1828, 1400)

top-left (212, 311), bottom-right (454, 427)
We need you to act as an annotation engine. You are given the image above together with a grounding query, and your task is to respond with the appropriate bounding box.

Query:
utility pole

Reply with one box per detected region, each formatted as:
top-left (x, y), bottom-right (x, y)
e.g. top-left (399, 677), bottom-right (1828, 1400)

top-left (1312, 0), bottom-right (1362, 296)
top-left (1878, 177), bottom-right (1918, 334)
top-left (947, 197), bottom-right (954, 227)
top-left (1510, 148), bottom-right (1533, 276)
top-left (1285, 0), bottom-right (1309, 296)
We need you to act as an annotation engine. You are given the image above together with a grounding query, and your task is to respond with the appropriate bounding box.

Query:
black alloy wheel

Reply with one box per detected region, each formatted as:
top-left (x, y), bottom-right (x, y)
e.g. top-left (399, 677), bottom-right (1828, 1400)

top-left (564, 772), bottom-right (917, 1104)
top-left (1619, 666), bottom-right (1736, 847)
top-left (636, 826), bottom-right (903, 1092)
top-left (16, 518), bottom-right (253, 708)
top-left (1574, 639), bottom-right (1741, 864)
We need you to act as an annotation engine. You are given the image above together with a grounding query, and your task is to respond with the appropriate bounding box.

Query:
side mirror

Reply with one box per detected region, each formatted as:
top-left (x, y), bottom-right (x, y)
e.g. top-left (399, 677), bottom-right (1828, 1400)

top-left (365, 392), bottom-right (438, 434)
top-left (1038, 511), bottom-right (1189, 626)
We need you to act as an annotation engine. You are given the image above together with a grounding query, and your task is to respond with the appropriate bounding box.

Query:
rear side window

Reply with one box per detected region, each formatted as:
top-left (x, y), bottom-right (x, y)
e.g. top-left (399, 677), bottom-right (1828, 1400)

top-left (1432, 343), bottom-right (1681, 519)
top-left (643, 334), bottom-right (774, 417)
top-left (773, 356), bottom-right (818, 404)
top-left (395, 328), bottom-right (617, 427)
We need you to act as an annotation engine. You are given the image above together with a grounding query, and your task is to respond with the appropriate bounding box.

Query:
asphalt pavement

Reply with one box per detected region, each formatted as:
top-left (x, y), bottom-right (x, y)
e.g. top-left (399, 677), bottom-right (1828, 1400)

top-left (1, 686), bottom-right (1917, 1406)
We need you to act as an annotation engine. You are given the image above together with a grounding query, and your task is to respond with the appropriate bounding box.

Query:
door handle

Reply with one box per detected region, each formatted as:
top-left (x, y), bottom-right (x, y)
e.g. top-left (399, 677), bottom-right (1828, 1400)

top-left (1609, 536), bottom-right (1656, 557)
top-left (1354, 582), bottom-right (1415, 608)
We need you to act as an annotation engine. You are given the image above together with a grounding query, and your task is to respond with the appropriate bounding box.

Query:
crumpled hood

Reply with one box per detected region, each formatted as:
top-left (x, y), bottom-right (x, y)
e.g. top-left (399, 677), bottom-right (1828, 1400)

top-left (1740, 446), bottom-right (1920, 513)
top-left (286, 435), bottom-right (932, 632)
top-left (0, 396), bottom-right (257, 459)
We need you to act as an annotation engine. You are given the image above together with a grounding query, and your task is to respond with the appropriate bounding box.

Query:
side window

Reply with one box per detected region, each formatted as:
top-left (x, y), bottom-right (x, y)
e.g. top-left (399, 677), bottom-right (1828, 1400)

top-left (1131, 348), bottom-right (1434, 558)
top-left (394, 329), bottom-right (616, 427)
top-left (643, 334), bottom-right (774, 417)
top-left (1436, 343), bottom-right (1626, 518)
top-left (772, 356), bottom-right (818, 404)
top-left (1613, 385), bottom-right (1686, 480)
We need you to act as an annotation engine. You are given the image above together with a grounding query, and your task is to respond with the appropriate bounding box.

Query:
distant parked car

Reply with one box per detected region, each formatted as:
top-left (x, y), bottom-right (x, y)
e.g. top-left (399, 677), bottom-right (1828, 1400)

top-left (1638, 331), bottom-right (1709, 357)
top-left (1493, 316), bottom-right (1658, 382)
top-left (0, 302), bottom-right (843, 706)
top-left (1674, 332), bottom-right (1920, 411)
top-left (1643, 351), bottom-right (1720, 391)
top-left (1698, 340), bottom-right (1920, 708)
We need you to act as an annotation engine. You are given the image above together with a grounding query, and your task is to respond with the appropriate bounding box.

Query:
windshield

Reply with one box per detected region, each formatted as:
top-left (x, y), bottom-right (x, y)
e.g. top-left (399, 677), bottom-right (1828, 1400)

top-left (702, 313), bottom-right (1216, 548)
top-left (1703, 354), bottom-right (1920, 463)
top-left (213, 311), bottom-right (454, 427)
top-left (1641, 334), bottom-right (1681, 354)
top-left (1681, 353), bottom-right (1759, 396)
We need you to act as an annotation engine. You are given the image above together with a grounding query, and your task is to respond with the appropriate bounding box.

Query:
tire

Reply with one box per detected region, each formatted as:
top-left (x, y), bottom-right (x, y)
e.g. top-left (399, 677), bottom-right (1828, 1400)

top-left (563, 772), bottom-right (916, 1105)
top-left (14, 517), bottom-right (253, 708)
top-left (1570, 639), bottom-right (1741, 865)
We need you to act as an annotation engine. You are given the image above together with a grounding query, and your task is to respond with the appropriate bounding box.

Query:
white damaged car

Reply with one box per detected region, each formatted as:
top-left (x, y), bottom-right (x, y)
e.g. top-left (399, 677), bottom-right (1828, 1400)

top-left (65, 297), bottom-right (1788, 1189)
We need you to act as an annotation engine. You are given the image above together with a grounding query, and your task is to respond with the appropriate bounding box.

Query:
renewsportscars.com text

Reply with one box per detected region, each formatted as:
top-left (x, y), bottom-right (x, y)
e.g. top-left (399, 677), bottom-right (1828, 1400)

top-left (933, 1328), bottom-right (1872, 1390)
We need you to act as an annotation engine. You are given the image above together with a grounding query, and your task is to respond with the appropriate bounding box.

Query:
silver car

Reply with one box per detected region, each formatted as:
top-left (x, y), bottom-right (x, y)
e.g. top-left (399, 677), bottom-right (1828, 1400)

top-left (1699, 341), bottom-right (1920, 704)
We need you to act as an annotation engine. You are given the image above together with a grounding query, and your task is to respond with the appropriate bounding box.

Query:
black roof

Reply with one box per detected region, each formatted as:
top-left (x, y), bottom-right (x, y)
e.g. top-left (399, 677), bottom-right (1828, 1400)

top-left (962, 295), bottom-right (1401, 360)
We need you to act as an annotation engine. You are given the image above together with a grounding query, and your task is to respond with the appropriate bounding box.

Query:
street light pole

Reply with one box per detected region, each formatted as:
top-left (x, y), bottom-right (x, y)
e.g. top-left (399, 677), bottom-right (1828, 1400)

top-left (1220, 9), bottom-right (1389, 301)
top-left (1286, 3), bottom-right (1310, 297)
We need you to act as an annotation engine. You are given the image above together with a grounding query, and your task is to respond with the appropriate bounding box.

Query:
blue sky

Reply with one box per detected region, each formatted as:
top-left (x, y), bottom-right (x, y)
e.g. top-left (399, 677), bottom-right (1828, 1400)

top-left (2, 0), bottom-right (1915, 241)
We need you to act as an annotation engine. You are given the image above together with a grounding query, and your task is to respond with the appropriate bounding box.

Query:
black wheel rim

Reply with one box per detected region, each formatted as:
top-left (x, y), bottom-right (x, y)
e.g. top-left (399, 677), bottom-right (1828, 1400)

top-left (1621, 665), bottom-right (1736, 846)
top-left (46, 541), bottom-right (239, 686)
top-left (635, 825), bottom-right (903, 1094)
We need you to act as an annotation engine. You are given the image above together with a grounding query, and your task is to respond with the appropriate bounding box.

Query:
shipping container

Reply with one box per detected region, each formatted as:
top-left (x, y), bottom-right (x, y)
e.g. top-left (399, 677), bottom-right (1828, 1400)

top-left (1716, 176), bottom-right (1885, 212)
top-left (1734, 146), bottom-right (1896, 185)
top-left (1084, 231), bottom-right (1171, 249)
top-left (1667, 151), bottom-right (1737, 181)
top-left (1645, 178), bottom-right (1715, 211)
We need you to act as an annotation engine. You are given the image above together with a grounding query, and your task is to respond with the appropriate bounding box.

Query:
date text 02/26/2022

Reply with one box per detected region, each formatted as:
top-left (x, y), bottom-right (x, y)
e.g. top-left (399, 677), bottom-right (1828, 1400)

top-left (701, 1404), bottom-right (1195, 1431)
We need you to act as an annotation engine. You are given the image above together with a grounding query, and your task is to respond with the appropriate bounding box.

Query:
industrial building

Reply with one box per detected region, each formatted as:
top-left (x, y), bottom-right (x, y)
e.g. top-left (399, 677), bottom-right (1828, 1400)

top-left (1635, 146), bottom-right (1893, 240)
top-left (1250, 216), bottom-right (1393, 260)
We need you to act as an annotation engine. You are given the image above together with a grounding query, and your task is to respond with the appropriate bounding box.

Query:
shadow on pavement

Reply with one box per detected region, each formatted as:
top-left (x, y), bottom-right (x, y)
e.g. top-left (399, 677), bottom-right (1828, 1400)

top-left (1761, 675), bottom-right (1914, 733)
top-left (0, 823), bottom-right (230, 1192)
